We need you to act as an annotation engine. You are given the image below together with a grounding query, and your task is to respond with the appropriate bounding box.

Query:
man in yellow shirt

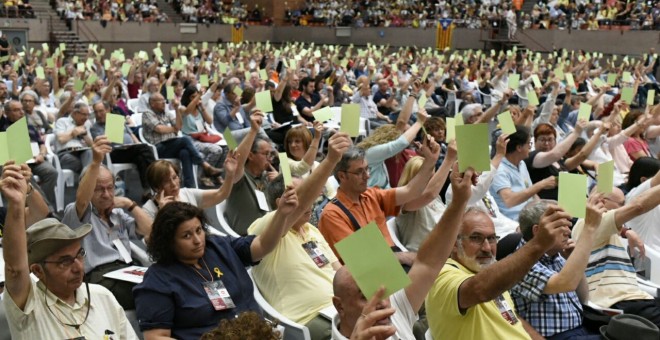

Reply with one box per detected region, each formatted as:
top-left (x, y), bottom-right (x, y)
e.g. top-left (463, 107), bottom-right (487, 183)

top-left (426, 204), bottom-right (574, 340)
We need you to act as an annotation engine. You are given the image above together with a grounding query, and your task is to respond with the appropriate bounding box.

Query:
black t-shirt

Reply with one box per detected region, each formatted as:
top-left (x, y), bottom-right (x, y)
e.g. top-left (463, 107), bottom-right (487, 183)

top-left (295, 92), bottom-right (321, 123)
top-left (0, 38), bottom-right (8, 58)
top-left (524, 150), bottom-right (560, 200)
top-left (272, 97), bottom-right (295, 124)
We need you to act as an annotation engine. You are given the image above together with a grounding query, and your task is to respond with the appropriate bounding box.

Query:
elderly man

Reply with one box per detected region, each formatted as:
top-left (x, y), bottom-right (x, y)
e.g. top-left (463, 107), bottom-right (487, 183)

top-left (425, 204), bottom-right (573, 339)
top-left (53, 102), bottom-right (93, 172)
top-left (213, 83), bottom-right (252, 137)
top-left (61, 136), bottom-right (153, 309)
top-left (1, 161), bottom-right (138, 339)
top-left (331, 165), bottom-right (475, 339)
top-left (490, 125), bottom-right (557, 221)
top-left (248, 132), bottom-right (351, 340)
top-left (460, 90), bottom-right (510, 124)
top-left (318, 138), bottom-right (439, 262)
top-left (511, 198), bottom-right (604, 339)
top-left (20, 89), bottom-right (52, 134)
top-left (90, 100), bottom-right (156, 197)
top-left (352, 75), bottom-right (390, 129)
top-left (142, 93), bottom-right (221, 188)
top-left (573, 179), bottom-right (660, 329)
top-left (1, 100), bottom-right (58, 209)
top-left (373, 78), bottom-right (399, 118)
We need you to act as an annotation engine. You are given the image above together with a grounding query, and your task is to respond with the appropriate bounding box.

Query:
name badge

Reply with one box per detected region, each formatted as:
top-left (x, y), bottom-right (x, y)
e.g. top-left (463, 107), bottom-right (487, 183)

top-left (494, 294), bottom-right (519, 325)
top-left (302, 241), bottom-right (330, 268)
top-left (202, 280), bottom-right (236, 311)
top-left (255, 190), bottom-right (270, 212)
top-left (112, 239), bottom-right (132, 264)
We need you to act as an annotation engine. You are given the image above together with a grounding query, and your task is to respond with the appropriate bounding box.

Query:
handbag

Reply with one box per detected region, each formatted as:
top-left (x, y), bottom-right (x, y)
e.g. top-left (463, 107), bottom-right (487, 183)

top-left (190, 132), bottom-right (221, 144)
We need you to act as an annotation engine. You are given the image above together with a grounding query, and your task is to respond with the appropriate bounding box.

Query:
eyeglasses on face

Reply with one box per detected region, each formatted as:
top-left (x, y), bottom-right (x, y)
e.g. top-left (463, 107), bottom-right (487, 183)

top-left (462, 234), bottom-right (500, 246)
top-left (342, 168), bottom-right (370, 177)
top-left (42, 248), bottom-right (86, 269)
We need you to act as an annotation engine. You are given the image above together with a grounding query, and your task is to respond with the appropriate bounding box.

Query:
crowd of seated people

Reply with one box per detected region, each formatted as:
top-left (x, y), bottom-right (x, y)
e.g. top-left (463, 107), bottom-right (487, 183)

top-left (2, 0), bottom-right (34, 18)
top-left (527, 0), bottom-right (660, 30)
top-left (4, 35), bottom-right (660, 340)
top-left (54, 0), bottom-right (170, 24)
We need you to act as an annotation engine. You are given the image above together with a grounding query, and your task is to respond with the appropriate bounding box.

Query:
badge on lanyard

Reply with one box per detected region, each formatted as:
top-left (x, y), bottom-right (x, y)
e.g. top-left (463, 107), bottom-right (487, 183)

top-left (494, 294), bottom-right (519, 325)
top-left (482, 196), bottom-right (497, 218)
top-left (302, 241), bottom-right (330, 268)
top-left (202, 280), bottom-right (236, 311)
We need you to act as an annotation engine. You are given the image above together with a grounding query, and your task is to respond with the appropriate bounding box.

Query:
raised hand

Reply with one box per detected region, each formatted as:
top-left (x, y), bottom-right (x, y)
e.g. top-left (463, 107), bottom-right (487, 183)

top-left (585, 192), bottom-right (606, 230)
top-left (533, 205), bottom-right (573, 251)
top-left (91, 135), bottom-right (112, 164)
top-left (156, 190), bottom-right (177, 208)
top-left (495, 133), bottom-right (510, 157)
top-left (0, 161), bottom-right (29, 203)
top-left (277, 185), bottom-right (298, 215)
top-left (450, 162), bottom-right (474, 205)
top-left (250, 110), bottom-right (264, 131)
top-left (350, 287), bottom-right (397, 340)
top-left (326, 132), bottom-right (352, 163)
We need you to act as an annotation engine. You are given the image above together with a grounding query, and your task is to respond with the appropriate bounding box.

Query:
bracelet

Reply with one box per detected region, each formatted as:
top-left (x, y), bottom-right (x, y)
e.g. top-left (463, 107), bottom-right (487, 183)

top-left (620, 227), bottom-right (629, 238)
top-left (26, 183), bottom-right (33, 197)
top-left (127, 200), bottom-right (138, 213)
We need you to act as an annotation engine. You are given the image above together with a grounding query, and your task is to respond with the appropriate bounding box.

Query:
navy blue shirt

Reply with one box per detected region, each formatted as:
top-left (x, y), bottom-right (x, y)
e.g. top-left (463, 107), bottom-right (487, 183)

top-left (295, 92), bottom-right (321, 122)
top-left (373, 90), bottom-right (392, 115)
top-left (133, 234), bottom-right (261, 339)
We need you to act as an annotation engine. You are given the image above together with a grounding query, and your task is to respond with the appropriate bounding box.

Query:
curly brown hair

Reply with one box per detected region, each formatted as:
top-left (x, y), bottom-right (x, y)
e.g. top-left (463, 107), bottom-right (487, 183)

top-left (200, 312), bottom-right (281, 340)
top-left (147, 202), bottom-right (210, 264)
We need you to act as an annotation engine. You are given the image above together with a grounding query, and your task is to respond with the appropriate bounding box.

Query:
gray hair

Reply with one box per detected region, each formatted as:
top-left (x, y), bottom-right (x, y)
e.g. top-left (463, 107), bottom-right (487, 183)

top-left (519, 199), bottom-right (556, 241)
top-left (460, 103), bottom-right (482, 122)
top-left (333, 146), bottom-right (366, 183)
top-left (265, 173), bottom-right (302, 210)
top-left (19, 90), bottom-right (39, 105)
top-left (80, 163), bottom-right (112, 185)
top-left (3, 99), bottom-right (20, 114)
top-left (71, 102), bottom-right (89, 115)
top-left (250, 136), bottom-right (271, 154)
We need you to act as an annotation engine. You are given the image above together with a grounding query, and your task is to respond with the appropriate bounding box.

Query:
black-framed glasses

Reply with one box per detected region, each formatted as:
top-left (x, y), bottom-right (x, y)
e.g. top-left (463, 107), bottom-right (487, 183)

top-left (462, 234), bottom-right (500, 246)
top-left (342, 168), bottom-right (370, 177)
top-left (42, 248), bottom-right (86, 270)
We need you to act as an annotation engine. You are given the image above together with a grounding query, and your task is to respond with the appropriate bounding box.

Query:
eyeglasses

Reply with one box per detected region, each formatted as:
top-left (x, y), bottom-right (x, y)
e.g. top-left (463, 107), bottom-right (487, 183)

top-left (42, 248), bottom-right (86, 270)
top-left (463, 234), bottom-right (500, 246)
top-left (93, 185), bottom-right (115, 194)
top-left (536, 137), bottom-right (556, 144)
top-left (256, 151), bottom-right (275, 159)
top-left (342, 168), bottom-right (370, 177)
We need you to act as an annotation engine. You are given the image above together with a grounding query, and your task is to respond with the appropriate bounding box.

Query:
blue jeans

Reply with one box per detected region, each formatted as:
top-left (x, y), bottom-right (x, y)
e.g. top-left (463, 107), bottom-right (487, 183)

top-left (156, 136), bottom-right (204, 188)
top-left (547, 326), bottom-right (601, 340)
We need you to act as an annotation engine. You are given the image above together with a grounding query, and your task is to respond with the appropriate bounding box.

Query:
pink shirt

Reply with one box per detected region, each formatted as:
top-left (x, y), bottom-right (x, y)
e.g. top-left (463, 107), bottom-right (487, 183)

top-left (624, 137), bottom-right (650, 161)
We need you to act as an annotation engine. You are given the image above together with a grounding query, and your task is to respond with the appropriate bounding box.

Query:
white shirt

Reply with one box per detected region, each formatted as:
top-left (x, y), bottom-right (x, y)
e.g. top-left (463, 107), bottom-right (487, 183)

top-left (626, 179), bottom-right (660, 251)
top-left (331, 289), bottom-right (417, 340)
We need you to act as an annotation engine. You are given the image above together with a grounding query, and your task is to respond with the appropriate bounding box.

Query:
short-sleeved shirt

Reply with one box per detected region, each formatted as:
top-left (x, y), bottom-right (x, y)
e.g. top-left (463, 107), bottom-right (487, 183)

top-left (510, 239), bottom-right (582, 337)
top-left (0, 116), bottom-right (44, 146)
top-left (572, 210), bottom-right (651, 308)
top-left (133, 235), bottom-right (260, 339)
top-left (225, 172), bottom-right (268, 236)
top-left (623, 137), bottom-right (650, 161)
top-left (318, 187), bottom-right (399, 259)
top-left (212, 97), bottom-right (250, 133)
top-left (295, 93), bottom-right (321, 122)
top-left (396, 197), bottom-right (445, 252)
top-left (490, 157), bottom-right (534, 221)
top-left (142, 188), bottom-right (204, 219)
top-left (426, 258), bottom-right (530, 340)
top-left (53, 116), bottom-right (92, 151)
top-left (141, 108), bottom-right (176, 145)
top-left (373, 90), bottom-right (392, 115)
top-left (248, 211), bottom-right (337, 325)
top-left (524, 150), bottom-right (559, 200)
top-left (90, 121), bottom-right (133, 145)
top-left (625, 179), bottom-right (660, 251)
top-left (3, 280), bottom-right (138, 340)
top-left (331, 289), bottom-right (417, 340)
top-left (61, 203), bottom-right (137, 274)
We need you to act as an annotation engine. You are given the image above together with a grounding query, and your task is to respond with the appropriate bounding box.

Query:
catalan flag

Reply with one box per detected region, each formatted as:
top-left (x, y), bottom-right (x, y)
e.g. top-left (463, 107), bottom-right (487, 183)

top-left (231, 23), bottom-right (244, 44)
top-left (436, 18), bottom-right (454, 50)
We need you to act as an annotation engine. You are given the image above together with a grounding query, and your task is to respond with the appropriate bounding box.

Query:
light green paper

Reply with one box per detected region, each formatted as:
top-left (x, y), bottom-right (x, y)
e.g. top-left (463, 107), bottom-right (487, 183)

top-left (527, 91), bottom-right (539, 106)
top-left (259, 69), bottom-right (268, 81)
top-left (622, 71), bottom-right (632, 83)
top-left (565, 73), bottom-right (575, 86)
top-left (0, 133), bottom-right (7, 165)
top-left (508, 73), bottom-right (520, 89)
top-left (73, 79), bottom-right (85, 92)
top-left (35, 67), bottom-right (45, 79)
top-left (219, 62), bottom-right (228, 74)
top-left (199, 75), bottom-right (209, 87)
top-left (456, 123), bottom-right (490, 172)
top-left (456, 112), bottom-right (464, 126)
top-left (166, 86), bottom-right (175, 101)
top-left (593, 77), bottom-right (605, 88)
top-left (254, 91), bottom-right (273, 113)
top-left (335, 222), bottom-right (411, 299)
top-left (86, 73), bottom-right (98, 86)
top-left (105, 114), bottom-right (126, 144)
top-left (121, 63), bottom-right (131, 77)
top-left (597, 160), bottom-right (614, 194)
top-left (554, 68), bottom-right (565, 80)
top-left (313, 107), bottom-right (333, 122)
top-left (418, 93), bottom-right (428, 108)
top-left (531, 74), bottom-right (542, 88)
top-left (648, 90), bottom-right (655, 106)
top-left (5, 117), bottom-right (33, 164)
top-left (223, 129), bottom-right (238, 150)
top-left (446, 118), bottom-right (456, 142)
top-left (421, 66), bottom-right (430, 82)
top-left (621, 87), bottom-right (634, 104)
top-left (578, 103), bottom-right (592, 122)
top-left (607, 73), bottom-right (617, 86)
top-left (558, 172), bottom-right (587, 218)
top-left (498, 111), bottom-right (516, 135)
top-left (340, 104), bottom-right (360, 137)
top-left (278, 153), bottom-right (292, 186)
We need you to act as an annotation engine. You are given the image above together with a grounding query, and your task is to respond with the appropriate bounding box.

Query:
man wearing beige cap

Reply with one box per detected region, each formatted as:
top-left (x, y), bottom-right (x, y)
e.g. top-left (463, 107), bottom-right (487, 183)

top-left (1, 161), bottom-right (137, 339)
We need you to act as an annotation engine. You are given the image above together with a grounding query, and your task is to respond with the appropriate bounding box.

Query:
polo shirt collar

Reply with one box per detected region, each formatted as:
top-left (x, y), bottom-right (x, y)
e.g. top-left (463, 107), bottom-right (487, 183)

top-left (38, 280), bottom-right (88, 308)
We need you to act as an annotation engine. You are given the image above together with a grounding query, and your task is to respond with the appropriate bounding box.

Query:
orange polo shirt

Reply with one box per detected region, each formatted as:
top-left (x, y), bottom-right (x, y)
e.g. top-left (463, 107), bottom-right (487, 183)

top-left (318, 187), bottom-right (400, 260)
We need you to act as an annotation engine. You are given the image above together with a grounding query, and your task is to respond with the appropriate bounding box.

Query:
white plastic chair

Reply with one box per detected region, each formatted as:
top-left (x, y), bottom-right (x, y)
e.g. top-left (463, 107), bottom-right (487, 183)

top-left (105, 153), bottom-right (138, 178)
top-left (138, 127), bottom-right (198, 188)
top-left (386, 218), bottom-right (408, 252)
top-left (425, 329), bottom-right (433, 340)
top-left (247, 269), bottom-right (311, 340)
top-left (45, 134), bottom-right (77, 212)
top-left (127, 98), bottom-right (140, 113)
top-left (215, 201), bottom-right (240, 237)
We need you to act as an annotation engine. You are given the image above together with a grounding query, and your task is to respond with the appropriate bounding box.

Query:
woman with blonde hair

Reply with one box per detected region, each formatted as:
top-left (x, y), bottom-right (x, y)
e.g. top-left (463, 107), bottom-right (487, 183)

top-left (395, 141), bottom-right (456, 251)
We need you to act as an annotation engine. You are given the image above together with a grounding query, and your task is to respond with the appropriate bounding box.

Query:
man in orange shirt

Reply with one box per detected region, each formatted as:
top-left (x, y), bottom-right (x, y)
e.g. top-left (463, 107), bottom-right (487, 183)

top-left (318, 138), bottom-right (439, 265)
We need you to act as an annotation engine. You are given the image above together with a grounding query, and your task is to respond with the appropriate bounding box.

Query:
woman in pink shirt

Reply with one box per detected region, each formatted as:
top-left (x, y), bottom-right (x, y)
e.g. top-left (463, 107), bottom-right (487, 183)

top-left (622, 110), bottom-right (651, 161)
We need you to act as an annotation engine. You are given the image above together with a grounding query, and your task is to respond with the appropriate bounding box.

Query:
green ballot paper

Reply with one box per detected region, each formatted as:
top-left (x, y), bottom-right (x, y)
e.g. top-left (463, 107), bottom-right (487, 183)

top-left (592, 77), bottom-right (605, 88)
top-left (335, 222), bottom-right (412, 299)
top-left (418, 93), bottom-right (428, 108)
top-left (565, 73), bottom-right (575, 86)
top-left (199, 74), bottom-right (209, 87)
top-left (0, 117), bottom-right (33, 164)
top-left (554, 68), bottom-right (565, 81)
top-left (558, 172), bottom-right (588, 218)
top-left (622, 71), bottom-right (632, 83)
top-left (105, 114), bottom-right (126, 144)
top-left (259, 69), bottom-right (268, 81)
top-left (121, 63), bottom-right (131, 77)
top-left (223, 129), bottom-right (238, 150)
top-left (446, 118), bottom-right (456, 142)
top-left (455, 112), bottom-right (464, 126)
top-left (278, 153), bottom-right (292, 186)
top-left (35, 67), bottom-right (45, 79)
top-left (73, 79), bottom-right (85, 92)
top-left (508, 73), bottom-right (520, 89)
top-left (498, 111), bottom-right (516, 135)
top-left (456, 124), bottom-right (490, 172)
top-left (607, 73), bottom-right (617, 86)
top-left (621, 87), bottom-right (634, 104)
top-left (166, 86), bottom-right (175, 101)
top-left (597, 160), bottom-right (614, 194)
top-left (255, 91), bottom-right (273, 113)
top-left (527, 91), bottom-right (539, 106)
top-left (340, 104), bottom-right (360, 137)
top-left (578, 103), bottom-right (592, 122)
top-left (648, 90), bottom-right (656, 106)
top-left (531, 74), bottom-right (542, 88)
top-left (313, 107), bottom-right (333, 122)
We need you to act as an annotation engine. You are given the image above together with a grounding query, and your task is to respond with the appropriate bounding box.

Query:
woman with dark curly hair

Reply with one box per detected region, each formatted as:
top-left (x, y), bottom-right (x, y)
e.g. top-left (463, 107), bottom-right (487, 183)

top-left (201, 311), bottom-right (281, 340)
top-left (133, 190), bottom-right (298, 339)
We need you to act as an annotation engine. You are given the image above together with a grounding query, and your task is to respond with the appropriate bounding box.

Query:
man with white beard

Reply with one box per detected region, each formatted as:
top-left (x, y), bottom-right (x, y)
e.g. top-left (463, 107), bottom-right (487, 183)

top-left (425, 204), bottom-right (574, 339)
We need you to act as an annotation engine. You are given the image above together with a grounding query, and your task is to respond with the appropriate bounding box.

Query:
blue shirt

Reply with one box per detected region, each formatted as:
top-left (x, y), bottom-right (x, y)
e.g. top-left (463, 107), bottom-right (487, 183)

top-left (133, 234), bottom-right (261, 339)
top-left (510, 239), bottom-right (583, 337)
top-left (213, 97), bottom-right (250, 132)
top-left (489, 157), bottom-right (533, 221)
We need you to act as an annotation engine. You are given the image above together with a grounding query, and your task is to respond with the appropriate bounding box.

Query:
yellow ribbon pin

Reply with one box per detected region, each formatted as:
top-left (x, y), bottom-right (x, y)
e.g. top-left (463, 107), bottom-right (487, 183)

top-left (214, 267), bottom-right (223, 278)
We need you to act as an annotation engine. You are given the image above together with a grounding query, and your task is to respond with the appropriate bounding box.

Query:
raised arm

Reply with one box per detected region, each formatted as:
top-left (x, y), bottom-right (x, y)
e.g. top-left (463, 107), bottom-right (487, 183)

top-left (394, 136), bottom-right (439, 206)
top-left (199, 152), bottom-right (238, 209)
top-left (402, 140), bottom-right (456, 212)
top-left (405, 165), bottom-right (474, 312)
top-left (300, 122), bottom-right (323, 167)
top-left (497, 175), bottom-right (557, 208)
top-left (476, 91), bottom-right (510, 124)
top-left (74, 136), bottom-right (112, 219)
top-left (458, 206), bottom-right (572, 310)
top-left (532, 120), bottom-right (586, 168)
top-left (233, 111), bottom-right (263, 182)
top-left (563, 123), bottom-right (608, 170)
top-left (249, 186), bottom-right (297, 261)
